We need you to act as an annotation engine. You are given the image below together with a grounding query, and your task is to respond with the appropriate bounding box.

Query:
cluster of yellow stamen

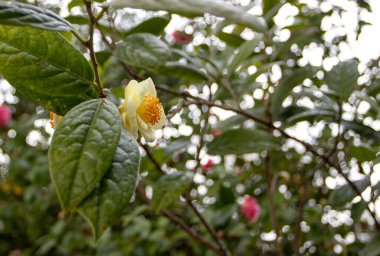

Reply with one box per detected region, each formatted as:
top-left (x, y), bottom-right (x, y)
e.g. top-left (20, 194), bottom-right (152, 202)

top-left (136, 95), bottom-right (162, 125)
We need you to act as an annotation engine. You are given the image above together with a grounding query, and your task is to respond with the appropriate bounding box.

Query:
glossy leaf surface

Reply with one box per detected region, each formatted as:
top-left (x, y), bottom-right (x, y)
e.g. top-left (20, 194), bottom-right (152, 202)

top-left (49, 99), bottom-right (121, 212)
top-left (0, 25), bottom-right (97, 115)
top-left (77, 129), bottom-right (140, 240)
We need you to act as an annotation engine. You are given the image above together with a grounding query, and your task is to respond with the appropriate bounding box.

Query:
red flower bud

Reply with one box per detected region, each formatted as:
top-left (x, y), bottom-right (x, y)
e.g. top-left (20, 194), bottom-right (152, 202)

top-left (241, 196), bottom-right (260, 224)
top-left (202, 159), bottom-right (214, 171)
top-left (0, 105), bottom-right (11, 128)
top-left (172, 30), bottom-right (193, 44)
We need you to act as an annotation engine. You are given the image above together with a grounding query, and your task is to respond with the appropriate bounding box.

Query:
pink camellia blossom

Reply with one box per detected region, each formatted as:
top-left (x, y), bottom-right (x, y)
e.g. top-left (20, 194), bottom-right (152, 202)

top-left (241, 196), bottom-right (260, 224)
top-left (202, 159), bottom-right (214, 172)
top-left (172, 30), bottom-right (193, 44)
top-left (0, 105), bottom-right (11, 128)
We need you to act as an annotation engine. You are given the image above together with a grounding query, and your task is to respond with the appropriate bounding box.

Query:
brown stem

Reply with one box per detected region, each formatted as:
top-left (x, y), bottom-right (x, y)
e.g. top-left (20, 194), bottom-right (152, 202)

top-left (193, 83), bottom-right (212, 172)
top-left (84, 0), bottom-right (106, 98)
top-left (264, 153), bottom-right (284, 256)
top-left (185, 196), bottom-right (230, 256)
top-left (140, 143), bottom-right (231, 256)
top-left (139, 142), bottom-right (165, 174)
top-left (292, 178), bottom-right (308, 256)
top-left (135, 186), bottom-right (222, 254)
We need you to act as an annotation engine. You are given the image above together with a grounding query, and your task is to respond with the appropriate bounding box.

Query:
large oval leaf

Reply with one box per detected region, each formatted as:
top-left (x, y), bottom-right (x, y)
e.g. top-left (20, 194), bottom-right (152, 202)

top-left (227, 35), bottom-right (263, 76)
top-left (152, 172), bottom-right (193, 213)
top-left (207, 129), bottom-right (280, 155)
top-left (329, 177), bottom-right (370, 208)
top-left (109, 0), bottom-right (267, 32)
top-left (124, 14), bottom-right (171, 36)
top-left (49, 99), bottom-right (121, 212)
top-left (325, 60), bottom-right (358, 100)
top-left (0, 2), bottom-right (72, 32)
top-left (77, 129), bottom-right (140, 240)
top-left (271, 67), bottom-right (314, 119)
top-left (115, 33), bottom-right (172, 72)
top-left (0, 25), bottom-right (97, 115)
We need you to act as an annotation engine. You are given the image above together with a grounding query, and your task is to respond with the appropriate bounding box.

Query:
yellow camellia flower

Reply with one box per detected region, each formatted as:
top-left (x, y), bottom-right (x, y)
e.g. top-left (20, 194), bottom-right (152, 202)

top-left (119, 78), bottom-right (166, 142)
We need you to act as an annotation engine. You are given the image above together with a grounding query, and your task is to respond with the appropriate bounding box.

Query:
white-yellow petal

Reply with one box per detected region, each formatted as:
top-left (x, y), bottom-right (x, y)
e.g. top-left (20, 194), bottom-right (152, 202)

top-left (125, 80), bottom-right (146, 107)
top-left (142, 77), bottom-right (157, 97)
top-left (137, 116), bottom-right (156, 142)
top-left (125, 96), bottom-right (138, 139)
top-left (153, 105), bottom-right (166, 129)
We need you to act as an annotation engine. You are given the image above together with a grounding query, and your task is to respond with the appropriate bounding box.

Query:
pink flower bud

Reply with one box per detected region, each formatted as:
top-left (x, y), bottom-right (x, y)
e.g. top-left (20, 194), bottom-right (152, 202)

top-left (211, 129), bottom-right (221, 137)
top-left (241, 196), bottom-right (260, 224)
top-left (202, 159), bottom-right (214, 172)
top-left (172, 30), bottom-right (193, 44)
top-left (0, 105), bottom-right (11, 128)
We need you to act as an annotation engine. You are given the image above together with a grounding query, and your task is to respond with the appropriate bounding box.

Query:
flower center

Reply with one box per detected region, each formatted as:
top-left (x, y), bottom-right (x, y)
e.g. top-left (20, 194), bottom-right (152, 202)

top-left (137, 95), bottom-right (162, 125)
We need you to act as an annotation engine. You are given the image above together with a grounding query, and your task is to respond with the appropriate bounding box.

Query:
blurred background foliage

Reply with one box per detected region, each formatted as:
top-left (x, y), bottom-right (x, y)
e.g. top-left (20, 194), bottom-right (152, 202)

top-left (0, 0), bottom-right (380, 255)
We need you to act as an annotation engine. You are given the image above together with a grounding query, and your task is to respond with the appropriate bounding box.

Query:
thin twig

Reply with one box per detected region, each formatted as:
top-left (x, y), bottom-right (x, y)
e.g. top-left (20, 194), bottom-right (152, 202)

top-left (185, 196), bottom-right (230, 256)
top-left (193, 82), bottom-right (213, 172)
top-left (326, 101), bottom-right (343, 160)
top-left (264, 154), bottom-right (284, 255)
top-left (140, 143), bottom-right (231, 256)
top-left (135, 185), bottom-right (222, 254)
top-left (166, 100), bottom-right (189, 120)
top-left (292, 175), bottom-right (308, 256)
top-left (139, 142), bottom-right (165, 174)
top-left (84, 0), bottom-right (105, 98)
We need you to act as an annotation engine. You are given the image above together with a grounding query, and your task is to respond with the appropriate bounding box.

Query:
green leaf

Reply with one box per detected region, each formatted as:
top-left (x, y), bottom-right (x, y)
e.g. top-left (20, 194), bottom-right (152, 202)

top-left (49, 99), bottom-right (121, 212)
top-left (271, 67), bottom-right (314, 118)
top-left (115, 33), bottom-right (172, 72)
top-left (68, 0), bottom-right (106, 10)
top-left (263, 0), bottom-right (281, 15)
top-left (373, 181), bottom-right (380, 198)
top-left (227, 35), bottom-right (263, 76)
top-left (216, 31), bottom-right (245, 47)
top-left (263, 0), bottom-right (283, 27)
top-left (64, 15), bottom-right (110, 33)
top-left (152, 172), bottom-right (193, 213)
top-left (244, 61), bottom-right (283, 84)
top-left (0, 1), bottom-right (71, 31)
top-left (0, 25), bottom-right (97, 115)
top-left (368, 80), bottom-right (380, 98)
top-left (325, 60), bottom-right (359, 100)
top-left (109, 0), bottom-right (267, 32)
top-left (286, 108), bottom-right (337, 124)
top-left (124, 14), bottom-right (171, 36)
top-left (215, 115), bottom-right (246, 131)
top-left (207, 129), bottom-right (280, 155)
top-left (165, 139), bottom-right (190, 157)
top-left (68, 0), bottom-right (84, 10)
top-left (329, 177), bottom-right (370, 208)
top-left (360, 233), bottom-right (380, 256)
top-left (160, 62), bottom-right (208, 82)
top-left (64, 15), bottom-right (89, 25)
top-left (77, 129), bottom-right (140, 240)
top-left (341, 120), bottom-right (380, 143)
top-left (349, 146), bottom-right (377, 162)
top-left (351, 201), bottom-right (367, 222)
top-left (219, 185), bottom-right (236, 205)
